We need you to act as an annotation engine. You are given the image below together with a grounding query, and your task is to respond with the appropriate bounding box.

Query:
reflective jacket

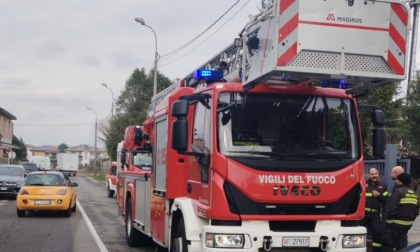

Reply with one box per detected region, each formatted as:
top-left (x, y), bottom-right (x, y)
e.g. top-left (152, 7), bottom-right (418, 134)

top-left (365, 179), bottom-right (388, 212)
top-left (385, 185), bottom-right (419, 227)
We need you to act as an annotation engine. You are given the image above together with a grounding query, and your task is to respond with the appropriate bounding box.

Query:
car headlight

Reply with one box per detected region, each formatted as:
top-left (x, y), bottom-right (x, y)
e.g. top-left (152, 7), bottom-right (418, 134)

top-left (342, 234), bottom-right (365, 248)
top-left (16, 181), bottom-right (24, 187)
top-left (205, 233), bottom-right (244, 248)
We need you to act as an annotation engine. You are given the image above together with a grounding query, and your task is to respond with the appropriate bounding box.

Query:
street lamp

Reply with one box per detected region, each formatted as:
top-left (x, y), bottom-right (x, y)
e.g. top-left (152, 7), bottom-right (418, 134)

top-left (101, 83), bottom-right (114, 119)
top-left (86, 107), bottom-right (98, 176)
top-left (135, 17), bottom-right (158, 96)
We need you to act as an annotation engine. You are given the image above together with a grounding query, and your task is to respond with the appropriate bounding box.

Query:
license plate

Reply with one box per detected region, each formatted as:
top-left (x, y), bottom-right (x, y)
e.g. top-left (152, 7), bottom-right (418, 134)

top-left (0, 187), bottom-right (7, 191)
top-left (34, 200), bottom-right (51, 205)
top-left (282, 237), bottom-right (310, 247)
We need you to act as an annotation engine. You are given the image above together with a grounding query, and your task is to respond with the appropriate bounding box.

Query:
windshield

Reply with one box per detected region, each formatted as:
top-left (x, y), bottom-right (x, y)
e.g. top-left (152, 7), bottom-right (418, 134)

top-left (217, 92), bottom-right (359, 160)
top-left (132, 152), bottom-right (152, 170)
top-left (0, 166), bottom-right (25, 176)
top-left (25, 174), bottom-right (65, 186)
top-left (20, 163), bottom-right (39, 172)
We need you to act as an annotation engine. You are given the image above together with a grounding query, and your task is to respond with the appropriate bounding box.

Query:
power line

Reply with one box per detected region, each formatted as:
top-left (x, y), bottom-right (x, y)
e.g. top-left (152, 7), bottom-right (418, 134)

top-left (160, 0), bottom-right (251, 68)
top-left (15, 123), bottom-right (91, 127)
top-left (160, 0), bottom-right (241, 61)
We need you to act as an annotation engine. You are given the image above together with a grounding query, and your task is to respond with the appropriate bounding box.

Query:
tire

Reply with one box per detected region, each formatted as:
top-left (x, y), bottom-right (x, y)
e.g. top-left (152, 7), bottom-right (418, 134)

top-left (125, 198), bottom-right (143, 247)
top-left (71, 200), bottom-right (77, 212)
top-left (17, 209), bottom-right (25, 217)
top-left (63, 203), bottom-right (72, 217)
top-left (171, 217), bottom-right (188, 252)
top-left (107, 183), bottom-right (114, 198)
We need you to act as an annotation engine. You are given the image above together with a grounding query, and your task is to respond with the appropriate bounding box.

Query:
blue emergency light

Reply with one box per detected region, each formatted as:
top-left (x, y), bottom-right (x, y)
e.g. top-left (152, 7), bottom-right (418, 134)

top-left (321, 79), bottom-right (348, 89)
top-left (194, 69), bottom-right (224, 80)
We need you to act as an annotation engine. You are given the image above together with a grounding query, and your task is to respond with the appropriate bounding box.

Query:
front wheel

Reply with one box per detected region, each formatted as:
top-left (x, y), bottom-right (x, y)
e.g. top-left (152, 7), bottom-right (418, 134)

top-left (107, 184), bottom-right (114, 198)
top-left (171, 217), bottom-right (188, 252)
top-left (125, 198), bottom-right (147, 247)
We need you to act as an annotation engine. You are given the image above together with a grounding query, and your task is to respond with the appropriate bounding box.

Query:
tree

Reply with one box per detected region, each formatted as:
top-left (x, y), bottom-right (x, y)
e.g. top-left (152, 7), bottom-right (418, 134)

top-left (19, 137), bottom-right (28, 161)
top-left (105, 68), bottom-right (172, 160)
top-left (12, 135), bottom-right (22, 160)
top-left (401, 71), bottom-right (420, 157)
top-left (58, 143), bottom-right (69, 153)
top-left (357, 82), bottom-right (404, 157)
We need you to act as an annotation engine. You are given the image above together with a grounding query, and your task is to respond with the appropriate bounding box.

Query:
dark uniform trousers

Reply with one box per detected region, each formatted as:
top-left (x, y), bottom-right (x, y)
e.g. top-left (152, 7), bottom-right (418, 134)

top-left (363, 180), bottom-right (388, 252)
top-left (381, 186), bottom-right (419, 252)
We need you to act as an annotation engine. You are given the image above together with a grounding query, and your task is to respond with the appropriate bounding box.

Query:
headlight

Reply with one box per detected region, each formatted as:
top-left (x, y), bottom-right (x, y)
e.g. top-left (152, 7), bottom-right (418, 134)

top-left (205, 233), bottom-right (244, 248)
top-left (342, 234), bottom-right (365, 248)
top-left (16, 181), bottom-right (24, 187)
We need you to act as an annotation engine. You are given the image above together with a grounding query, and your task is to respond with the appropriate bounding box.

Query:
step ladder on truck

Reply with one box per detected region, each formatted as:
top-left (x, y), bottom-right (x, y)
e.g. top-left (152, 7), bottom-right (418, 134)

top-left (117, 0), bottom-right (411, 251)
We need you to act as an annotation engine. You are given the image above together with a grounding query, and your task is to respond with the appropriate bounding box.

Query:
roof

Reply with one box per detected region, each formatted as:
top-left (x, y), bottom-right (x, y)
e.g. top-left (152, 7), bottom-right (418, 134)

top-left (30, 145), bottom-right (58, 153)
top-left (0, 107), bottom-right (17, 120)
top-left (0, 142), bottom-right (20, 150)
top-left (28, 171), bottom-right (64, 176)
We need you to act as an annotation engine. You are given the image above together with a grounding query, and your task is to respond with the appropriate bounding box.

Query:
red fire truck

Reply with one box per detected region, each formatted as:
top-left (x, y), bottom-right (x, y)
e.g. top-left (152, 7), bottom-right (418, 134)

top-left (117, 0), bottom-right (410, 251)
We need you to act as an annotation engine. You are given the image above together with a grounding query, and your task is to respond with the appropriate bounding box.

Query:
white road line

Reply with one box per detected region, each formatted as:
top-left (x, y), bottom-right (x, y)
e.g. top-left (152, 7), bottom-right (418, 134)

top-left (77, 199), bottom-right (108, 252)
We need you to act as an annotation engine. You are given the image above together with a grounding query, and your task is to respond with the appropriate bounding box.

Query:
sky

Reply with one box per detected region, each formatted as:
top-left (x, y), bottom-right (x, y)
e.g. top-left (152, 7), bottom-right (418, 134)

top-left (1, 0), bottom-right (419, 148)
top-left (0, 0), bottom-right (258, 147)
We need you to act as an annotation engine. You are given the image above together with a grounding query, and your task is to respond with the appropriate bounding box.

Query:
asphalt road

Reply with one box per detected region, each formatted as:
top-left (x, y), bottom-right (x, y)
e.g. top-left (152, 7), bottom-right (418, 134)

top-left (0, 174), bottom-right (154, 252)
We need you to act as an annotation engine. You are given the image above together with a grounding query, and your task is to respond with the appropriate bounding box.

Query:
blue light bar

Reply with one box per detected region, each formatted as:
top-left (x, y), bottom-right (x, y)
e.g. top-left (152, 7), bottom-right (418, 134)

top-left (194, 69), bottom-right (224, 80)
top-left (321, 79), bottom-right (348, 89)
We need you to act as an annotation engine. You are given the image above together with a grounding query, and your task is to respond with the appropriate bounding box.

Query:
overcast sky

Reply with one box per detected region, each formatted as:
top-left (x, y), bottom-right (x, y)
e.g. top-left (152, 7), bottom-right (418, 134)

top-left (1, 0), bottom-right (419, 148)
top-left (1, 0), bottom-right (258, 147)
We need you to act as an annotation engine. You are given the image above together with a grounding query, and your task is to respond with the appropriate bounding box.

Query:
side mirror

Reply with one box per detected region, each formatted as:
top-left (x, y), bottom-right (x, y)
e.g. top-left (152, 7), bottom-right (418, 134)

top-left (171, 99), bottom-right (189, 117)
top-left (172, 119), bottom-right (188, 151)
top-left (133, 126), bottom-right (143, 145)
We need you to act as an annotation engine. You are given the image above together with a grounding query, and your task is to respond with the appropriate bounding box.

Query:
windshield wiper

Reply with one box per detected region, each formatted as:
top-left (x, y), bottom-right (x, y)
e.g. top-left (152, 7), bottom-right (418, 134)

top-left (226, 151), bottom-right (288, 158)
top-left (307, 152), bottom-right (345, 160)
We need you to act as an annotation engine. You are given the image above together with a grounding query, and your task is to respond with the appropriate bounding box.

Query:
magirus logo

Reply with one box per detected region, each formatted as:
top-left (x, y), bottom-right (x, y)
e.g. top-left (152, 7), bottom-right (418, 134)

top-left (326, 13), bottom-right (362, 24)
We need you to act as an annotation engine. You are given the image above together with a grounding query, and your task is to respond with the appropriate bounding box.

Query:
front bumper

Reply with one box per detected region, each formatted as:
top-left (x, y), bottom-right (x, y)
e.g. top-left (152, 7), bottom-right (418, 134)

top-left (0, 186), bottom-right (20, 196)
top-left (16, 194), bottom-right (72, 211)
top-left (196, 221), bottom-right (366, 252)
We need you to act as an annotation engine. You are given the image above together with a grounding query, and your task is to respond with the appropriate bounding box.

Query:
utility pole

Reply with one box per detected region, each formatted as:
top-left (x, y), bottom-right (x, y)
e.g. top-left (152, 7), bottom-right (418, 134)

top-left (407, 0), bottom-right (420, 96)
top-left (135, 17), bottom-right (159, 96)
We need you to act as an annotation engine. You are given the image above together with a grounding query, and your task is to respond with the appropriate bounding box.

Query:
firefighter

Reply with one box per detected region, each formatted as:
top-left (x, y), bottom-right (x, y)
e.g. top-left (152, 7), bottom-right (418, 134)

top-left (360, 167), bottom-right (388, 252)
top-left (381, 173), bottom-right (420, 252)
top-left (390, 165), bottom-right (404, 192)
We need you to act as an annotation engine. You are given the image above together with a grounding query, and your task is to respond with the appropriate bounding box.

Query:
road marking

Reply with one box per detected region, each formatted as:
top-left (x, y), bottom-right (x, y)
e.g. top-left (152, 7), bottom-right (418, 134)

top-left (77, 199), bottom-right (108, 252)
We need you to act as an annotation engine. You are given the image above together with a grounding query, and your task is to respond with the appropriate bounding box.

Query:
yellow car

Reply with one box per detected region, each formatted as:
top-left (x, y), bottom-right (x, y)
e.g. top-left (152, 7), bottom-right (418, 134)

top-left (16, 171), bottom-right (78, 217)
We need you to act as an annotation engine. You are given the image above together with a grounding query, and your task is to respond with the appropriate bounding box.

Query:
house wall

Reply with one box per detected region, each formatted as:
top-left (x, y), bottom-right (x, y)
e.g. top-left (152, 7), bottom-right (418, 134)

top-left (0, 114), bottom-right (14, 144)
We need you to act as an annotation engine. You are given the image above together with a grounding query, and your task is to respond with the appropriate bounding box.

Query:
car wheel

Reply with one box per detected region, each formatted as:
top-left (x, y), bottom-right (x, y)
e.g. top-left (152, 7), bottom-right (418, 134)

top-left (107, 184), bottom-right (114, 198)
top-left (171, 217), bottom-right (188, 252)
top-left (63, 203), bottom-right (72, 217)
top-left (125, 198), bottom-right (149, 247)
top-left (71, 200), bottom-right (77, 212)
top-left (17, 209), bottom-right (25, 217)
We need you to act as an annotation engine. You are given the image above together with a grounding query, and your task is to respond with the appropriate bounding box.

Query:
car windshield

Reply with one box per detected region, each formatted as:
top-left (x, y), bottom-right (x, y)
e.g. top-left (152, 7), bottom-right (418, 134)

top-left (217, 92), bottom-right (359, 160)
top-left (20, 163), bottom-right (38, 172)
top-left (26, 174), bottom-right (64, 186)
top-left (0, 166), bottom-right (24, 176)
top-left (132, 152), bottom-right (152, 170)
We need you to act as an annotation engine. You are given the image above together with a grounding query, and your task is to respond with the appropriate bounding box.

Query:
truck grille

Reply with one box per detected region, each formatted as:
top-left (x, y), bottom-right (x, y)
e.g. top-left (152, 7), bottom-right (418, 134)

top-left (224, 182), bottom-right (361, 215)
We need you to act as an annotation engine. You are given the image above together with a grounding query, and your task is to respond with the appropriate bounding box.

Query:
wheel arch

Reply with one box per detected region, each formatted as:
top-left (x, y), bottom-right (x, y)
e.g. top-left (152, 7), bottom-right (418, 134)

top-left (170, 197), bottom-right (207, 248)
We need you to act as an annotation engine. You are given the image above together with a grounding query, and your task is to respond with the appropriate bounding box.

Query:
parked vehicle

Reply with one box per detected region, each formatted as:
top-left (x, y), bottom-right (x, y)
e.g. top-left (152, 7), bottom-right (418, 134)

top-left (56, 153), bottom-right (79, 176)
top-left (0, 164), bottom-right (26, 198)
top-left (18, 162), bottom-right (39, 174)
top-left (28, 156), bottom-right (51, 171)
top-left (106, 161), bottom-right (117, 198)
top-left (16, 171), bottom-right (78, 217)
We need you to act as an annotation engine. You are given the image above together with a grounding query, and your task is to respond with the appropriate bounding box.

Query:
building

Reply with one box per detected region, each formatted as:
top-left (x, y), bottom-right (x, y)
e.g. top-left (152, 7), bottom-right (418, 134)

top-left (26, 144), bottom-right (107, 169)
top-left (0, 107), bottom-right (18, 164)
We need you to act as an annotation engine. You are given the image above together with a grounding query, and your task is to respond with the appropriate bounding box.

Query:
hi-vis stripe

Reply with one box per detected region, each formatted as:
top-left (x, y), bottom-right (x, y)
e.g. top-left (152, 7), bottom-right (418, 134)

top-left (388, 3), bottom-right (408, 75)
top-left (277, 0), bottom-right (298, 66)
